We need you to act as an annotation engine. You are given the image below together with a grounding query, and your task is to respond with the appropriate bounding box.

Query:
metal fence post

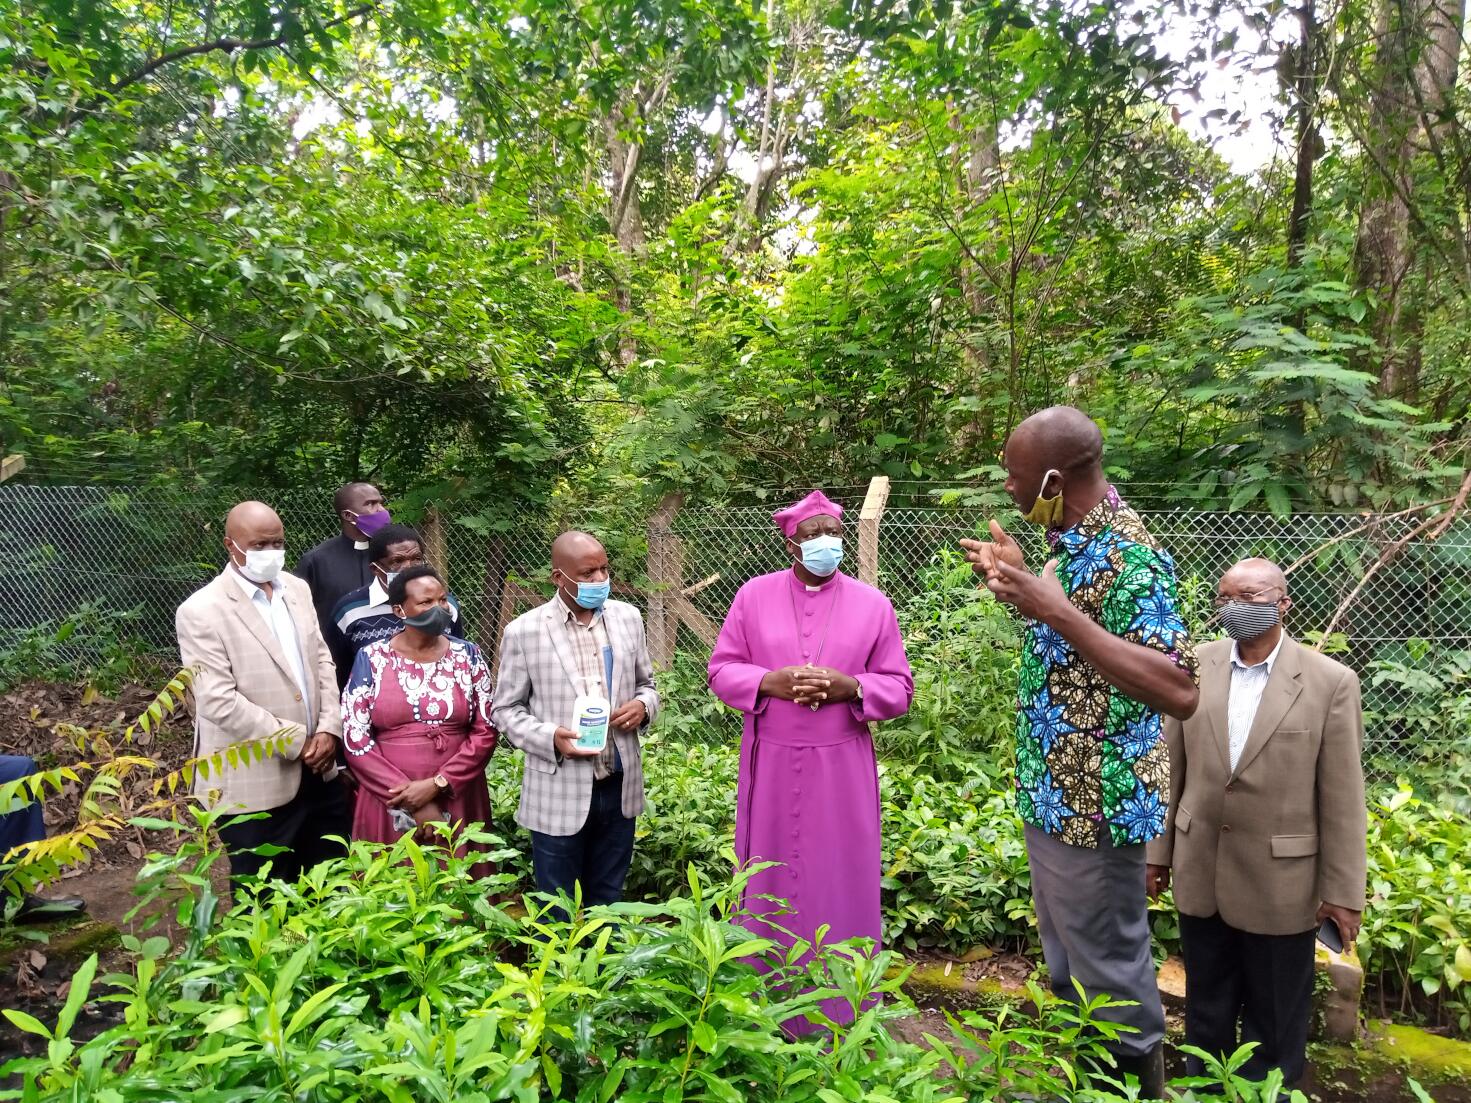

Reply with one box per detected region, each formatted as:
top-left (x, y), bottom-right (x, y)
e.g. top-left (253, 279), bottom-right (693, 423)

top-left (858, 475), bottom-right (891, 586)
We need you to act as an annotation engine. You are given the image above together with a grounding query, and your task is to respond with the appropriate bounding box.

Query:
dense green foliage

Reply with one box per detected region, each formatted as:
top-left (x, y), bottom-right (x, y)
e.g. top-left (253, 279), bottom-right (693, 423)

top-left (3, 0), bottom-right (1469, 510)
top-left (0, 824), bottom-right (1332, 1102)
top-left (1362, 784), bottom-right (1471, 1035)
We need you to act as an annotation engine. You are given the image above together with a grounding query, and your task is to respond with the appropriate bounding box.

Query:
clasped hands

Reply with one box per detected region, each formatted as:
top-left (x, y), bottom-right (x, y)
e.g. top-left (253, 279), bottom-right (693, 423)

top-left (959, 519), bottom-right (1070, 623)
top-left (760, 665), bottom-right (860, 708)
top-left (554, 700), bottom-right (648, 759)
top-left (388, 777), bottom-right (448, 843)
top-left (301, 731), bottom-right (338, 776)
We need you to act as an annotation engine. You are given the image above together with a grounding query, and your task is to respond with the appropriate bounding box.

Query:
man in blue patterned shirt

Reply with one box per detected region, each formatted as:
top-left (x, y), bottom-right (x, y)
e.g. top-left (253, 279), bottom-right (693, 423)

top-left (331, 524), bottom-right (463, 680)
top-left (963, 406), bottom-right (1199, 1098)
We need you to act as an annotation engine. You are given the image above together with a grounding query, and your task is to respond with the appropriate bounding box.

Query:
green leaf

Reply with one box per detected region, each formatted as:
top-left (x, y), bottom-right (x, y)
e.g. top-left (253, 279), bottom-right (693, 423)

top-left (203, 1005), bottom-right (248, 1033)
top-left (1262, 482), bottom-right (1292, 518)
top-left (3, 1010), bottom-right (51, 1039)
top-left (285, 982), bottom-right (348, 1039)
top-left (598, 1064), bottom-right (627, 1102)
top-left (1454, 943), bottom-right (1471, 983)
top-left (692, 1020), bottom-right (716, 1052)
top-left (56, 954), bottom-right (98, 1038)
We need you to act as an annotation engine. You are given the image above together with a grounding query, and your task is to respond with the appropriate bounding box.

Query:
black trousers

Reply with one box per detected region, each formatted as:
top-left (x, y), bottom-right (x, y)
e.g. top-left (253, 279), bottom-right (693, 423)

top-left (1180, 911), bottom-right (1317, 1085)
top-left (528, 774), bottom-right (635, 917)
top-left (217, 766), bottom-right (352, 886)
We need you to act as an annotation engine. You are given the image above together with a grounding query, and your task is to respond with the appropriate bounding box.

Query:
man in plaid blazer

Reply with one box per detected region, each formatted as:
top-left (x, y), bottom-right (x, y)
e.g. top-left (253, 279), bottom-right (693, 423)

top-left (492, 531), bottom-right (660, 908)
top-left (176, 500), bottom-right (350, 883)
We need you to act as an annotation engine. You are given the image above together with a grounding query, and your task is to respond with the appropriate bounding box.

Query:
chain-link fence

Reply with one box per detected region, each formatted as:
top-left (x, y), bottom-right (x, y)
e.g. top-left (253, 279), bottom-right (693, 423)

top-left (3, 484), bottom-right (1469, 780)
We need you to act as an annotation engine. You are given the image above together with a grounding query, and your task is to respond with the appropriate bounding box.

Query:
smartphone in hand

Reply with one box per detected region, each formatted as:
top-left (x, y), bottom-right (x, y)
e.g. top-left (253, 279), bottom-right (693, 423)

top-left (1317, 916), bottom-right (1345, 953)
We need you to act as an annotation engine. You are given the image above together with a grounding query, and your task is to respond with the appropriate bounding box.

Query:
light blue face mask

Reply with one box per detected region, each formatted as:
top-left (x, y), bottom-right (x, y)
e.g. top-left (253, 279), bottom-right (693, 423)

top-left (798, 535), bottom-right (843, 577)
top-left (570, 577), bottom-right (611, 610)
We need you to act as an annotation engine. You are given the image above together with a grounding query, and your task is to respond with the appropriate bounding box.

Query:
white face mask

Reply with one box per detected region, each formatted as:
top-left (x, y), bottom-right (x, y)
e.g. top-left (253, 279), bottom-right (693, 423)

top-left (232, 541), bottom-right (285, 584)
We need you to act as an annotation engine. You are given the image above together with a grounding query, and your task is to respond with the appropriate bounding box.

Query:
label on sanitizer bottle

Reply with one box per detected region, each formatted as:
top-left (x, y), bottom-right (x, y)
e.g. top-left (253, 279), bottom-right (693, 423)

top-left (573, 693), bottom-right (610, 752)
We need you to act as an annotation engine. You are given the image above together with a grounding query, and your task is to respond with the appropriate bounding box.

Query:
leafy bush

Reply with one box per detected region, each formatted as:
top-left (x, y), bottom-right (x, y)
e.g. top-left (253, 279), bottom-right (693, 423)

top-left (1, 824), bottom-right (1193, 1103)
top-left (489, 731), bottom-right (1037, 958)
top-left (3, 821), bottom-right (1363, 1103)
top-left (0, 602), bottom-right (157, 694)
top-left (1361, 785), bottom-right (1471, 1035)
top-left (490, 738), bottom-right (1034, 958)
top-left (650, 649), bottom-right (743, 747)
top-left (881, 554), bottom-right (1021, 771)
top-left (1363, 643), bottom-right (1471, 768)
top-left (880, 760), bottom-right (1033, 954)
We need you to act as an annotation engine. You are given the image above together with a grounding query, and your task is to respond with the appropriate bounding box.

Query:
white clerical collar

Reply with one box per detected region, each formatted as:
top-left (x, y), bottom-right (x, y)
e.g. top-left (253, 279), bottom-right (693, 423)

top-left (353, 539), bottom-right (369, 551)
top-left (1231, 634), bottom-right (1285, 673)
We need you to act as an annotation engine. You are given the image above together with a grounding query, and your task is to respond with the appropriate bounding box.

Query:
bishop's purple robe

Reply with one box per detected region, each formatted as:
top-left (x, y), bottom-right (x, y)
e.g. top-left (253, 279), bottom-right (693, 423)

top-left (708, 568), bottom-right (914, 1031)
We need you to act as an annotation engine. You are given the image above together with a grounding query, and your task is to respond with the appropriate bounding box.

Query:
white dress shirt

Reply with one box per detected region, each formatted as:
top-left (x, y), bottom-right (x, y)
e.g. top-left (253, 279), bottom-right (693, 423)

top-left (367, 576), bottom-right (389, 608)
top-left (228, 567), bottom-right (312, 727)
top-left (1226, 635), bottom-right (1285, 772)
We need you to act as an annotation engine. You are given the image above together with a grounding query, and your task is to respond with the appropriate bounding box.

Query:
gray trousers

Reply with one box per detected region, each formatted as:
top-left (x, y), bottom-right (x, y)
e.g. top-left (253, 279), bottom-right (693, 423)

top-left (1025, 825), bottom-right (1165, 1056)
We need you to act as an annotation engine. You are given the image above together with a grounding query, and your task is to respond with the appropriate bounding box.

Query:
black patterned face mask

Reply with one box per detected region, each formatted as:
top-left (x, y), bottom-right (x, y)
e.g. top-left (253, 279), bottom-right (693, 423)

top-left (401, 605), bottom-right (454, 637)
top-left (1218, 600), bottom-right (1281, 641)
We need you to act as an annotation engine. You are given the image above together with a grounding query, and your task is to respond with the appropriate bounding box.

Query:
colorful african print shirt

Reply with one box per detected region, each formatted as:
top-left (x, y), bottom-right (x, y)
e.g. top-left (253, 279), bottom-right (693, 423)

top-left (1014, 487), bottom-right (1198, 848)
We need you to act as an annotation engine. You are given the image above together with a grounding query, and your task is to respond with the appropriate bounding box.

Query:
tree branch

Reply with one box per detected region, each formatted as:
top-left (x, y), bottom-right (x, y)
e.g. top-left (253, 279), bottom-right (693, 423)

top-left (107, 5), bottom-right (375, 97)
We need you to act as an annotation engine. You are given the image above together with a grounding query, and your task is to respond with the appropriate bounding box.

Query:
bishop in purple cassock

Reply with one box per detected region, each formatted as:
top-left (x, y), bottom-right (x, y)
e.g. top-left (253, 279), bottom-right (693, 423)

top-left (708, 490), bottom-right (914, 1031)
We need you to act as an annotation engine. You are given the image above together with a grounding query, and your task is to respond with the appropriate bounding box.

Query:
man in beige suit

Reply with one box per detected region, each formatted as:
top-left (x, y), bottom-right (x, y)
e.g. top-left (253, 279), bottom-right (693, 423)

top-left (1147, 557), bottom-right (1366, 1086)
top-left (176, 501), bottom-right (349, 883)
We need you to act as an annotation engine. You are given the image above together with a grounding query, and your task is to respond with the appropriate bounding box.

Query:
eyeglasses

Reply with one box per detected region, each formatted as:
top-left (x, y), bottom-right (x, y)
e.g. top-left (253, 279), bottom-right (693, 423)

top-left (1212, 590), bottom-right (1283, 608)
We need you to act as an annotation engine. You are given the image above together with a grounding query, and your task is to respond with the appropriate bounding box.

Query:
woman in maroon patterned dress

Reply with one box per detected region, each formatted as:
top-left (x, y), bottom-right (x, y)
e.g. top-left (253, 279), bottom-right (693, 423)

top-left (341, 565), bottom-right (497, 875)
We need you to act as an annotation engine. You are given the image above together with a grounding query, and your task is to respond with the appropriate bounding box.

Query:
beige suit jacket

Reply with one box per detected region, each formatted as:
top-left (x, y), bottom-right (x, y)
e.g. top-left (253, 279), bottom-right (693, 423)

top-left (1146, 636), bottom-right (1366, 935)
top-left (175, 570), bottom-right (342, 813)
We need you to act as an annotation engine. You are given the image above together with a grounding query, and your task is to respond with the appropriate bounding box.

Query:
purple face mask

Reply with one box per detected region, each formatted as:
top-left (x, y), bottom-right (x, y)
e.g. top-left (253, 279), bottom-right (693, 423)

top-left (351, 508), bottom-right (392, 538)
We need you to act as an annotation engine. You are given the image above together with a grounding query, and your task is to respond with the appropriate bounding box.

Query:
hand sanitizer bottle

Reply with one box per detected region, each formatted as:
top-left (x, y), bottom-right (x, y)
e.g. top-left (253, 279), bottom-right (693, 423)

top-left (572, 688), bottom-right (610, 752)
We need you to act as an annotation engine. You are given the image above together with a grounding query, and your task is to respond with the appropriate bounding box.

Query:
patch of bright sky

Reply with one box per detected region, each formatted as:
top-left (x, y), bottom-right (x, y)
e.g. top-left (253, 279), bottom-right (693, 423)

top-left (1155, 5), bottom-right (1299, 176)
top-left (284, 5), bottom-right (1294, 178)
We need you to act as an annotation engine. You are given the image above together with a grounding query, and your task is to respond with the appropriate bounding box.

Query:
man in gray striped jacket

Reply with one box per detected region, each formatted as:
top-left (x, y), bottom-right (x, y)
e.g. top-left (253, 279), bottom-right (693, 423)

top-left (491, 531), bottom-right (660, 909)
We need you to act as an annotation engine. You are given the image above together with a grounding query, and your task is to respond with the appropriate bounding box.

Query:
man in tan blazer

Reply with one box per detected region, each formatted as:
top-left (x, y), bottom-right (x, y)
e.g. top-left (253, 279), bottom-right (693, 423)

top-left (176, 501), bottom-right (349, 883)
top-left (1147, 557), bottom-right (1366, 1086)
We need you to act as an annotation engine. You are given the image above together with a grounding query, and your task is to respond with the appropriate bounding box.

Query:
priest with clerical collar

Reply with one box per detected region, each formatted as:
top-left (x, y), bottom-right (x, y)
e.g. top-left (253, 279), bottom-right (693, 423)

top-left (708, 489), bottom-right (914, 1033)
top-left (297, 481), bottom-right (392, 680)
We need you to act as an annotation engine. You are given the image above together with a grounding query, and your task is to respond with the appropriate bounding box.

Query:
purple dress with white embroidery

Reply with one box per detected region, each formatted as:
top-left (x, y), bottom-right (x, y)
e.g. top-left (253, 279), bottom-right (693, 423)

top-left (341, 636), bottom-right (498, 874)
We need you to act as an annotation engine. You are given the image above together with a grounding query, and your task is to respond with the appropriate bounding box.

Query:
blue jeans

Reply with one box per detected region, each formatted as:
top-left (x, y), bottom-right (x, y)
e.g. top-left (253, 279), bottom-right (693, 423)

top-left (529, 774), bottom-right (635, 913)
top-left (0, 756), bottom-right (46, 859)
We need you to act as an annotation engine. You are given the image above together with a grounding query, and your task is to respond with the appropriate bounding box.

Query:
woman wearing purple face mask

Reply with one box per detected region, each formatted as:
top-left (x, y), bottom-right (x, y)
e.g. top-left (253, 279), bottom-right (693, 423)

top-left (298, 481), bottom-right (393, 686)
top-left (341, 564), bottom-right (498, 877)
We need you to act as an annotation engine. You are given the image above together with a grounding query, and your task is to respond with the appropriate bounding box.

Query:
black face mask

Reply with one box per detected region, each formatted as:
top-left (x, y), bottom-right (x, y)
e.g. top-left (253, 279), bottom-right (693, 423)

top-left (401, 605), bottom-right (453, 637)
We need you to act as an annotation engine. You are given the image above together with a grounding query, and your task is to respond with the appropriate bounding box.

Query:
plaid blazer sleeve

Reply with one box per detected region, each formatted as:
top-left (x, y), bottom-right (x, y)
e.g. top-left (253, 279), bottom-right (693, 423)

top-left (490, 616), bottom-right (560, 766)
top-left (625, 605), bottom-right (660, 725)
top-left (176, 596), bottom-right (307, 760)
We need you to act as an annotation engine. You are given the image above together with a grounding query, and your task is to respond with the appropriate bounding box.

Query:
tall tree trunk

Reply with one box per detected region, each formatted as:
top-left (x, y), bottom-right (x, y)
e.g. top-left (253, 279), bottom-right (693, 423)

top-left (1286, 0), bottom-right (1319, 271)
top-left (603, 102), bottom-right (648, 367)
top-left (958, 116), bottom-right (1001, 448)
top-left (732, 4), bottom-right (813, 253)
top-left (1352, 0), bottom-right (1464, 401)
